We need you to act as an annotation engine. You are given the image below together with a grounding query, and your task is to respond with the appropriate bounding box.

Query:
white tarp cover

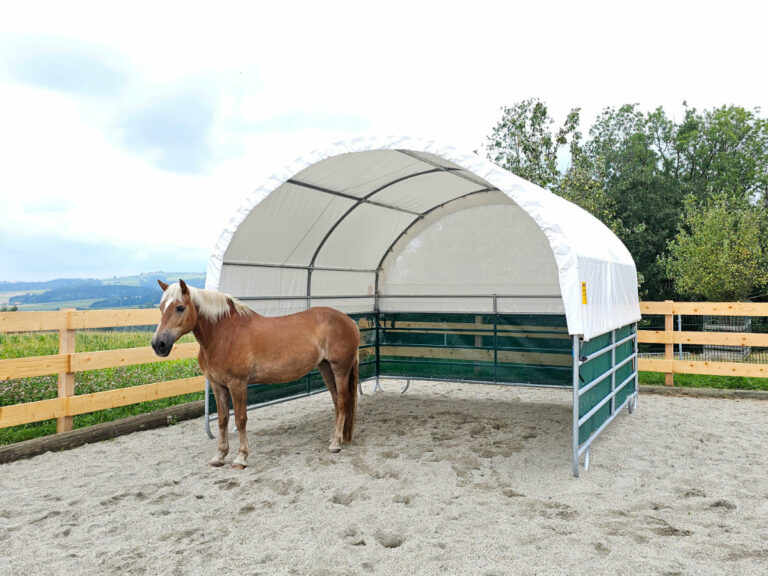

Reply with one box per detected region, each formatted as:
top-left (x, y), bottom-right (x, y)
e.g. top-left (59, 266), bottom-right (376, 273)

top-left (207, 136), bottom-right (640, 340)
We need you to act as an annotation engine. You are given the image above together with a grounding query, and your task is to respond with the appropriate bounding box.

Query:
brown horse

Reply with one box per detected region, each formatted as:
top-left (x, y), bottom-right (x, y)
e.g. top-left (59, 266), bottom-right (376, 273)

top-left (151, 279), bottom-right (359, 468)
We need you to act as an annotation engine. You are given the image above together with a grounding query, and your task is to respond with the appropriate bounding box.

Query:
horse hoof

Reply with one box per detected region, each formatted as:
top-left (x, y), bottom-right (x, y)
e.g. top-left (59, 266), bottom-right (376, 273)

top-left (328, 445), bottom-right (341, 453)
top-left (207, 461), bottom-right (225, 468)
top-left (230, 463), bottom-right (247, 470)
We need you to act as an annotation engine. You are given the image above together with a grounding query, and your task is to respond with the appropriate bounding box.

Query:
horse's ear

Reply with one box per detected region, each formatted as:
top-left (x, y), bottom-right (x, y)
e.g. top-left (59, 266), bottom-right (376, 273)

top-left (179, 279), bottom-right (189, 295)
top-left (157, 280), bottom-right (169, 291)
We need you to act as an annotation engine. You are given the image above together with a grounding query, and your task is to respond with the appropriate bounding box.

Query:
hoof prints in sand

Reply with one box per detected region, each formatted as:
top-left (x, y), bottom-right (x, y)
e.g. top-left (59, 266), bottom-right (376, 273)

top-left (2, 383), bottom-right (768, 575)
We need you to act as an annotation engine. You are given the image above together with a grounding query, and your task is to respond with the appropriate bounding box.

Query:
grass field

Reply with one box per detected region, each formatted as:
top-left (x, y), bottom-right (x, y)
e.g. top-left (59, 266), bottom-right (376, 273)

top-left (0, 290), bottom-right (45, 307)
top-left (638, 371), bottom-right (768, 391)
top-left (0, 330), bottom-right (202, 445)
top-left (0, 290), bottom-right (104, 311)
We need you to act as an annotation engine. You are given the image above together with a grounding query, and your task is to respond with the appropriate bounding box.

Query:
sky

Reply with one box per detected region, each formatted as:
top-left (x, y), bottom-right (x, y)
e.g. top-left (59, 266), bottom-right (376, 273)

top-left (1, 0), bottom-right (766, 281)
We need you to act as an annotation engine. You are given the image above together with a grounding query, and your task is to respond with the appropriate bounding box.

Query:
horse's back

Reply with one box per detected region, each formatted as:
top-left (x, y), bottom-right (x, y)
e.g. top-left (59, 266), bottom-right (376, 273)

top-left (264, 306), bottom-right (359, 349)
top-left (305, 306), bottom-right (358, 330)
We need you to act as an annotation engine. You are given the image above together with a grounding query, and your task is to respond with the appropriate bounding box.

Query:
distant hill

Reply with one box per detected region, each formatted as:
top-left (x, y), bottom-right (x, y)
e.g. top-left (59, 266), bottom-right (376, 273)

top-left (2, 272), bottom-right (205, 311)
top-left (0, 278), bottom-right (101, 292)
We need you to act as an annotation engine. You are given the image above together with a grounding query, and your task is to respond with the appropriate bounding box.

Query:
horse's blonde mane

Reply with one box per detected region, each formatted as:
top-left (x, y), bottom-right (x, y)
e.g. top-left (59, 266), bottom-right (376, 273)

top-left (160, 283), bottom-right (253, 322)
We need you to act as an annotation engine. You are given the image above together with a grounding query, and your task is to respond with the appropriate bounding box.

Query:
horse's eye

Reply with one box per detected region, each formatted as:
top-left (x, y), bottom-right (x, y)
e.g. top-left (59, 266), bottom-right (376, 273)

top-left (176, 305), bottom-right (186, 313)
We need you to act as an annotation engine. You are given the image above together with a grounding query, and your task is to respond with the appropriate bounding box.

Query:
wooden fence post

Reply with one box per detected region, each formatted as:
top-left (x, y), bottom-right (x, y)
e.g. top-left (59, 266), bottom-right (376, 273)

top-left (664, 300), bottom-right (674, 386)
top-left (57, 309), bottom-right (75, 433)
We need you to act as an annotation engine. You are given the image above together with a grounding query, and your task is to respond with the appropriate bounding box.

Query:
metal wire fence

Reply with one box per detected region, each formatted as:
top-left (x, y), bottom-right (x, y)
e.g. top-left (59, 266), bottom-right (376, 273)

top-left (639, 314), bottom-right (768, 364)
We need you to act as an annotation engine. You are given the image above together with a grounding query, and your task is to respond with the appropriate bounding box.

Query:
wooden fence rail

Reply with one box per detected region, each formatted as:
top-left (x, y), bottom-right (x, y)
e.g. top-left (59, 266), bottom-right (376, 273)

top-left (1, 302), bottom-right (767, 434)
top-left (637, 301), bottom-right (768, 385)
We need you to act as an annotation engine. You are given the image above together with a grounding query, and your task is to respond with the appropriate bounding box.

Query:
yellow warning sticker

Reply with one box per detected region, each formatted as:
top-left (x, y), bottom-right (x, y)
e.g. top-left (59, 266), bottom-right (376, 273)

top-left (581, 282), bottom-right (588, 305)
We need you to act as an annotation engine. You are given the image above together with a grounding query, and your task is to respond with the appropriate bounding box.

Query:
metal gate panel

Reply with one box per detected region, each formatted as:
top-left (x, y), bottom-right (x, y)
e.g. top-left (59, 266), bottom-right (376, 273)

top-left (573, 323), bottom-right (638, 476)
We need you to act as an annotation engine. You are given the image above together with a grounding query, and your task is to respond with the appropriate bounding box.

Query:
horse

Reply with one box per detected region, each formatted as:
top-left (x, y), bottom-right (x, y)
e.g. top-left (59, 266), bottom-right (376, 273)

top-left (151, 279), bottom-right (360, 469)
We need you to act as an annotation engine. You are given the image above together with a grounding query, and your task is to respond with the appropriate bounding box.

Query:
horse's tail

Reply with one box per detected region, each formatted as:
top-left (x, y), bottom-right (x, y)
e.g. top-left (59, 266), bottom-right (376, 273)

top-left (343, 353), bottom-right (358, 442)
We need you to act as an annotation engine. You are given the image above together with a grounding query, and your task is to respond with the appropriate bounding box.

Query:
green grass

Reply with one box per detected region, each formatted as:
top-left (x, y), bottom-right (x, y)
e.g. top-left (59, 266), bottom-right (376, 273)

top-left (639, 371), bottom-right (768, 391)
top-left (0, 330), bottom-right (202, 445)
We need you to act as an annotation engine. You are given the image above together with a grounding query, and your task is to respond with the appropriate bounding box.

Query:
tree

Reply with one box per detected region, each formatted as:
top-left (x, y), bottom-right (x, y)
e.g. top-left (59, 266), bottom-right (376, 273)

top-left (663, 194), bottom-right (768, 301)
top-left (485, 98), bottom-right (580, 191)
top-left (583, 104), bottom-right (684, 299)
top-left (674, 104), bottom-right (768, 204)
top-left (485, 100), bottom-right (768, 301)
top-left (558, 144), bottom-right (627, 237)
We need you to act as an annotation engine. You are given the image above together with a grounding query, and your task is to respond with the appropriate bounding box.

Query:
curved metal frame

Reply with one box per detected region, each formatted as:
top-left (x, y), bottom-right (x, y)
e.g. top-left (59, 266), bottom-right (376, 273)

top-left (221, 150), bottom-right (500, 311)
top-left (287, 165), bottom-right (462, 305)
top-left (373, 187), bottom-right (496, 296)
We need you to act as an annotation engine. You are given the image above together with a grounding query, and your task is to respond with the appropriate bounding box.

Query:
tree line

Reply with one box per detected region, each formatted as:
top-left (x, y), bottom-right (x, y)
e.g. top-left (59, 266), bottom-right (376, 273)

top-left (485, 100), bottom-right (768, 302)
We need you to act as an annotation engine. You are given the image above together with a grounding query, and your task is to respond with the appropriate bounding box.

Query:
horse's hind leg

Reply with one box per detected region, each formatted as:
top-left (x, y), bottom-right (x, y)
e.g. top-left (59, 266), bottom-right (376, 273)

top-left (230, 382), bottom-right (250, 469)
top-left (319, 361), bottom-right (344, 453)
top-left (328, 363), bottom-right (351, 453)
top-left (319, 360), bottom-right (338, 406)
top-left (209, 381), bottom-right (230, 467)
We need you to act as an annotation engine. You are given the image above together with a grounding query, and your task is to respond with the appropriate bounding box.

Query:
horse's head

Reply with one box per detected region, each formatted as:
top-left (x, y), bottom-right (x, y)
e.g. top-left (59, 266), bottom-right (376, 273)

top-left (151, 279), bottom-right (198, 357)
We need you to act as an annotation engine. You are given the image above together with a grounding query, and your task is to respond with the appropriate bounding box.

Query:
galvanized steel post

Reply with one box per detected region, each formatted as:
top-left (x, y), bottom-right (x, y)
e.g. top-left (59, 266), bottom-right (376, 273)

top-left (572, 335), bottom-right (580, 477)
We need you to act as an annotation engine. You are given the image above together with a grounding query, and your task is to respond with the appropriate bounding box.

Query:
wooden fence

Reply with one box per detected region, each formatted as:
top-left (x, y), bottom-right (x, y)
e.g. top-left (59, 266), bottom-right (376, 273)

top-left (1, 302), bottom-right (767, 434)
top-left (0, 308), bottom-right (203, 432)
top-left (638, 301), bottom-right (768, 385)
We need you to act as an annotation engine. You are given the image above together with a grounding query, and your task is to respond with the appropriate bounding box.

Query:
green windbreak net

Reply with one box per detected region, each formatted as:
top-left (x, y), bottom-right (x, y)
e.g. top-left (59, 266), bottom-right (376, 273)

top-left (577, 323), bottom-right (636, 445)
top-left (209, 312), bottom-right (572, 413)
top-left (207, 313), bottom-right (377, 413)
top-left (378, 312), bottom-right (572, 386)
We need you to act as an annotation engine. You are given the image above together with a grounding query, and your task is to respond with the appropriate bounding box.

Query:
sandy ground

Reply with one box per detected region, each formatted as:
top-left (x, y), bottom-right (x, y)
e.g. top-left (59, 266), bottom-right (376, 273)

top-left (2, 381), bottom-right (767, 576)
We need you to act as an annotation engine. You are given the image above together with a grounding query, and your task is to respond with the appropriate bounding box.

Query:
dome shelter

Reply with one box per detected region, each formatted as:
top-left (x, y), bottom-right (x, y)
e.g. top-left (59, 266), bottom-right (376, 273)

top-left (205, 136), bottom-right (641, 476)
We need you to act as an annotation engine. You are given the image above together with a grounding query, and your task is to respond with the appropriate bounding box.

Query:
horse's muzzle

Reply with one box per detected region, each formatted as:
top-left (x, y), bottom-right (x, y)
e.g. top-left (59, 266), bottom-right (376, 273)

top-left (151, 332), bottom-right (174, 357)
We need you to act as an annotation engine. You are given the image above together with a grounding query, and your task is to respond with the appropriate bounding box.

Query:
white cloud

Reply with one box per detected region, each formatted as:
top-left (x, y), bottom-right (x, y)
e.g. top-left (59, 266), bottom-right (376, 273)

top-left (0, 0), bottom-right (766, 280)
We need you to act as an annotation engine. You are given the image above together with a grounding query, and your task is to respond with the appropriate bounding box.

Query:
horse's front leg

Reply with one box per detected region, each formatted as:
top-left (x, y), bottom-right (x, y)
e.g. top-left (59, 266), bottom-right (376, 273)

top-left (229, 381), bottom-right (250, 469)
top-left (209, 381), bottom-right (231, 467)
